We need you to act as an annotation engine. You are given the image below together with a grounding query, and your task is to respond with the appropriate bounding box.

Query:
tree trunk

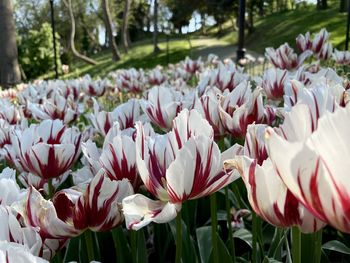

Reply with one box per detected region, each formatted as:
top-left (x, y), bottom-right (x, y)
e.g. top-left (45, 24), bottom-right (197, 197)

top-left (257, 0), bottom-right (264, 16)
top-left (248, 2), bottom-right (254, 34)
top-left (122, 0), bottom-right (132, 53)
top-left (153, 0), bottom-right (160, 53)
top-left (63, 0), bottom-right (98, 65)
top-left (102, 0), bottom-right (121, 61)
top-left (340, 0), bottom-right (347, 12)
top-left (0, 0), bottom-right (21, 89)
top-left (321, 0), bottom-right (327, 9)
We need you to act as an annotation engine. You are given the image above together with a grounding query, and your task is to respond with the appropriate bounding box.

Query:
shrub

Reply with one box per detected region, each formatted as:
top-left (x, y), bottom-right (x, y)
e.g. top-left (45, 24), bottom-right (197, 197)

top-left (18, 22), bottom-right (61, 80)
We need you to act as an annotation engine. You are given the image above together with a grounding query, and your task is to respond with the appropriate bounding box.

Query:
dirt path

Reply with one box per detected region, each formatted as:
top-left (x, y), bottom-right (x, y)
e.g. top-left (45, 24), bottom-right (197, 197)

top-left (193, 42), bottom-right (263, 61)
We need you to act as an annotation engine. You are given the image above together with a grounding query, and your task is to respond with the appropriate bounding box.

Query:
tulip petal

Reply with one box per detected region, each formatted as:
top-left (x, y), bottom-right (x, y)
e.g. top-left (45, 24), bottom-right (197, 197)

top-left (122, 194), bottom-right (181, 230)
top-left (166, 136), bottom-right (235, 203)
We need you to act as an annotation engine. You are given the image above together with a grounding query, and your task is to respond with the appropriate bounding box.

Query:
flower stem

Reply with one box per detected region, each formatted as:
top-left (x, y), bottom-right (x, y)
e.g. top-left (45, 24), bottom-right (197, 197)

top-left (314, 229), bottom-right (323, 263)
top-left (210, 193), bottom-right (219, 263)
top-left (252, 211), bottom-right (258, 263)
top-left (84, 230), bottom-right (95, 262)
top-left (130, 230), bottom-right (137, 263)
top-left (224, 187), bottom-right (235, 261)
top-left (292, 226), bottom-right (301, 263)
top-left (47, 178), bottom-right (54, 199)
top-left (175, 210), bottom-right (182, 263)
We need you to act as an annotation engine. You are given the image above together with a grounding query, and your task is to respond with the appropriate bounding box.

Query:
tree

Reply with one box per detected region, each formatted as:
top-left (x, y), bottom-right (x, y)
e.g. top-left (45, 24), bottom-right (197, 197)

top-left (63, 0), bottom-right (98, 65)
top-left (121, 0), bottom-right (132, 53)
top-left (18, 23), bottom-right (62, 80)
top-left (0, 0), bottom-right (21, 88)
top-left (153, 0), bottom-right (160, 53)
top-left (317, 0), bottom-right (327, 9)
top-left (102, 0), bottom-right (121, 61)
top-left (340, 0), bottom-right (347, 12)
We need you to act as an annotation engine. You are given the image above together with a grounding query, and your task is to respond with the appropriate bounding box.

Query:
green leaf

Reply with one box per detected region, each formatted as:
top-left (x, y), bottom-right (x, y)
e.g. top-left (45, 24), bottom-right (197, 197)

top-left (136, 230), bottom-right (148, 263)
top-left (112, 227), bottom-right (132, 263)
top-left (196, 226), bottom-right (212, 263)
top-left (209, 233), bottom-right (232, 263)
top-left (322, 240), bottom-right (350, 255)
top-left (233, 228), bottom-right (252, 248)
top-left (284, 231), bottom-right (292, 263)
top-left (262, 256), bottom-right (282, 263)
top-left (268, 228), bottom-right (285, 260)
top-left (169, 219), bottom-right (198, 263)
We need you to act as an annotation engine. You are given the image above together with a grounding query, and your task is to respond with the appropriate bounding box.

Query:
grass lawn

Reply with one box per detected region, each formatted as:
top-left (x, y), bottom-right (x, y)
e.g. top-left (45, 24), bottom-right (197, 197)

top-left (219, 6), bottom-right (347, 53)
top-left (39, 6), bottom-right (347, 80)
top-left (40, 37), bottom-right (224, 80)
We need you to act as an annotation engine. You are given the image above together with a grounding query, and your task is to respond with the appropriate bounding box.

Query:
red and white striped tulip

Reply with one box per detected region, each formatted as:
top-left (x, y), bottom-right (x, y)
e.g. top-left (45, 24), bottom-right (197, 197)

top-left (332, 49), bottom-right (350, 65)
top-left (260, 68), bottom-right (289, 100)
top-left (197, 61), bottom-right (247, 95)
top-left (140, 86), bottom-right (182, 130)
top-left (0, 120), bottom-right (12, 160)
top-left (284, 79), bottom-right (341, 116)
top-left (9, 119), bottom-right (81, 179)
top-left (122, 109), bottom-right (242, 230)
top-left (112, 99), bottom-right (142, 131)
top-left (224, 124), bottom-right (326, 232)
top-left (311, 28), bottom-right (330, 55)
top-left (81, 75), bottom-right (108, 97)
top-left (88, 98), bottom-right (142, 136)
top-left (195, 87), bottom-right (226, 137)
top-left (100, 134), bottom-right (139, 189)
top-left (113, 68), bottom-right (147, 93)
top-left (182, 56), bottom-right (202, 74)
top-left (296, 32), bottom-right (312, 52)
top-left (265, 43), bottom-right (312, 70)
top-left (28, 92), bottom-right (78, 124)
top-left (0, 100), bottom-right (20, 125)
top-left (19, 170), bottom-right (133, 238)
top-left (82, 132), bottom-right (140, 190)
top-left (0, 241), bottom-right (48, 263)
top-left (0, 168), bottom-right (26, 205)
top-left (88, 98), bottom-right (114, 136)
top-left (0, 206), bottom-right (43, 257)
top-left (266, 105), bottom-right (350, 232)
top-left (18, 172), bottom-right (69, 196)
top-left (218, 81), bottom-right (265, 138)
top-left (316, 42), bottom-right (333, 60)
top-left (148, 67), bottom-right (168, 86)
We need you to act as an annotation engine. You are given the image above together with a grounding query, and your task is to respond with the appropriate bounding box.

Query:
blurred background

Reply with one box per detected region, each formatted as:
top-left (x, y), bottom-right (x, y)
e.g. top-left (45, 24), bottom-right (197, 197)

top-left (1, 0), bottom-right (348, 83)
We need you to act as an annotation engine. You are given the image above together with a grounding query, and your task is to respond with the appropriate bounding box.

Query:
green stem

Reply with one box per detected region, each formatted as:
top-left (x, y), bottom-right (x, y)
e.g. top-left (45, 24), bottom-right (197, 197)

top-left (291, 227), bottom-right (301, 263)
top-left (112, 227), bottom-right (122, 263)
top-left (130, 230), bottom-right (137, 263)
top-left (252, 211), bottom-right (258, 263)
top-left (84, 230), bottom-right (95, 262)
top-left (218, 136), bottom-right (225, 151)
top-left (210, 193), bottom-right (219, 263)
top-left (224, 187), bottom-right (235, 261)
top-left (314, 229), bottom-right (323, 263)
top-left (175, 210), bottom-right (182, 263)
top-left (47, 178), bottom-right (54, 199)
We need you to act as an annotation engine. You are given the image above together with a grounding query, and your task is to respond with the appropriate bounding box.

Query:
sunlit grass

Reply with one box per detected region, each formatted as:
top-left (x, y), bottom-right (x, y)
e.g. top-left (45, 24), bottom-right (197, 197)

top-left (40, 37), bottom-right (226, 80)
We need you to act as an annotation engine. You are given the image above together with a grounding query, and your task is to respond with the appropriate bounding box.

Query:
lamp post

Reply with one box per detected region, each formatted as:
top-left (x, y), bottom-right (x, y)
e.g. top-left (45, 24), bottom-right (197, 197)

top-left (49, 0), bottom-right (59, 79)
top-left (236, 0), bottom-right (246, 62)
top-left (346, 0), bottom-right (350, 50)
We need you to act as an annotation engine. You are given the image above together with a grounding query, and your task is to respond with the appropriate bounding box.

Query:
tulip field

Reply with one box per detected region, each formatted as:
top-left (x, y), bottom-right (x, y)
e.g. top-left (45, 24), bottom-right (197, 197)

top-left (1, 28), bottom-right (350, 262)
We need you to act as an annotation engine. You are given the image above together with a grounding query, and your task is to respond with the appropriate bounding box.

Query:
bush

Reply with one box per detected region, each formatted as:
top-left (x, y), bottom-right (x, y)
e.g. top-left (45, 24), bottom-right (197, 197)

top-left (18, 22), bottom-right (61, 80)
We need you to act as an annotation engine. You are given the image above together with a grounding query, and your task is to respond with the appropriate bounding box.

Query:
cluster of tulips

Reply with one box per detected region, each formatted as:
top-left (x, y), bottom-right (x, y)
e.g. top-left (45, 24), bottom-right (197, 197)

top-left (0, 28), bottom-right (350, 262)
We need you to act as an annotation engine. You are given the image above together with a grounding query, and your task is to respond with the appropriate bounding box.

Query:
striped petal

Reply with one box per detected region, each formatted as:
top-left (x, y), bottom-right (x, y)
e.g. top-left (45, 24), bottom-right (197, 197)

top-left (266, 106), bottom-right (350, 232)
top-left (122, 194), bottom-right (181, 230)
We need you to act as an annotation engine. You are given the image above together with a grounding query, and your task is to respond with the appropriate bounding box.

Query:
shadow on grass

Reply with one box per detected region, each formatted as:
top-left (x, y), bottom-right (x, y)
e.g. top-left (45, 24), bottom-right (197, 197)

top-left (62, 48), bottom-right (191, 80)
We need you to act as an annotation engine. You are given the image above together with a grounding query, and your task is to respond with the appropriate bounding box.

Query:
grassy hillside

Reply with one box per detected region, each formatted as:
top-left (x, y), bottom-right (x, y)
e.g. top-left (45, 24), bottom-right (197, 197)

top-left (220, 6), bottom-right (347, 53)
top-left (41, 38), bottom-right (224, 80)
top-left (39, 6), bottom-right (347, 80)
